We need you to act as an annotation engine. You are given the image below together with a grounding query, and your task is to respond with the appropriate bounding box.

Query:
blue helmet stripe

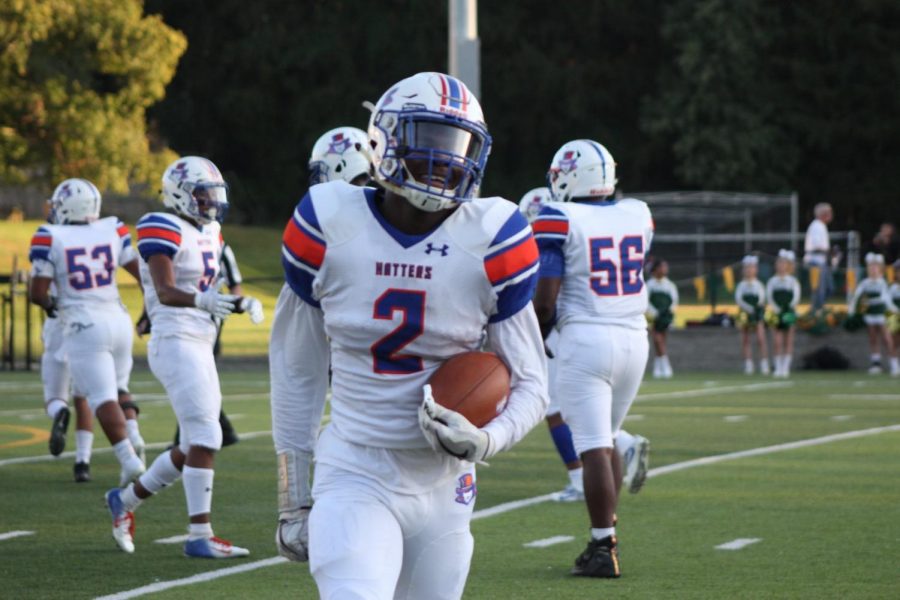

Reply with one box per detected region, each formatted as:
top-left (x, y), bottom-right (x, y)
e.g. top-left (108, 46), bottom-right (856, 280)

top-left (446, 76), bottom-right (462, 109)
top-left (585, 140), bottom-right (608, 180)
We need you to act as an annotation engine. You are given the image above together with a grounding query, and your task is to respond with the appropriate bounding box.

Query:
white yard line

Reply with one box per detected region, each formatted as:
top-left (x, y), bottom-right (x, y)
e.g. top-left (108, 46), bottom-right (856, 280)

top-left (635, 381), bottom-right (793, 402)
top-left (93, 556), bottom-right (288, 600)
top-left (0, 530), bottom-right (35, 542)
top-left (92, 422), bottom-right (900, 599)
top-left (828, 394), bottom-right (900, 401)
top-left (830, 415), bottom-right (854, 421)
top-left (723, 415), bottom-right (748, 423)
top-left (715, 538), bottom-right (761, 551)
top-left (0, 393), bottom-right (271, 418)
top-left (0, 430), bottom-right (272, 468)
top-left (523, 535), bottom-right (574, 548)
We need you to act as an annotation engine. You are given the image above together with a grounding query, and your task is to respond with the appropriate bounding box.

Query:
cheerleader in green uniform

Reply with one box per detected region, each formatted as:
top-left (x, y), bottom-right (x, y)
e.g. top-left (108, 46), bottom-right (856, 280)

top-left (889, 259), bottom-right (900, 358)
top-left (848, 253), bottom-right (899, 375)
top-left (735, 255), bottom-right (769, 375)
top-left (646, 260), bottom-right (678, 378)
top-left (766, 250), bottom-right (801, 378)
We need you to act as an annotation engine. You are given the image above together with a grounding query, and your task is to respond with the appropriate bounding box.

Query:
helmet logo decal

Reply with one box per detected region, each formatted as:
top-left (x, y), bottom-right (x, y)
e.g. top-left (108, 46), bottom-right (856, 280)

top-left (433, 74), bottom-right (468, 116)
top-left (382, 86), bottom-right (399, 108)
top-left (169, 161), bottom-right (190, 182)
top-left (327, 133), bottom-right (353, 155)
top-left (58, 183), bottom-right (73, 200)
top-left (559, 150), bottom-right (580, 174)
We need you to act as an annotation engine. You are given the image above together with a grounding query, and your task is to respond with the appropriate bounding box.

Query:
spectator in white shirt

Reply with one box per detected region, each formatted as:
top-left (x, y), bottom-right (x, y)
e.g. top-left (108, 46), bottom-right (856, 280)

top-left (804, 202), bottom-right (833, 310)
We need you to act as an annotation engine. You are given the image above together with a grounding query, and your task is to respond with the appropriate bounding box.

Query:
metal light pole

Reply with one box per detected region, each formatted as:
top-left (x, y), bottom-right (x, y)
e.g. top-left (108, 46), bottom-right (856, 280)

top-left (448, 0), bottom-right (481, 99)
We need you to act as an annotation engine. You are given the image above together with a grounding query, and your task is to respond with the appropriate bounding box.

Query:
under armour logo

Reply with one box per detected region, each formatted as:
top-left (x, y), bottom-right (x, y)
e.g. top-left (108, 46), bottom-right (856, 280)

top-left (425, 243), bottom-right (449, 256)
top-left (70, 322), bottom-right (94, 333)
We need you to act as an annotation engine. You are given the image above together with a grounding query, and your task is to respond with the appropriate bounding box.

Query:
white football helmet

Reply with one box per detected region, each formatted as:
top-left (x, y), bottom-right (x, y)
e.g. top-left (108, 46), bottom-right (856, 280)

top-left (368, 72), bottom-right (492, 212)
top-left (309, 127), bottom-right (371, 185)
top-left (517, 187), bottom-right (552, 223)
top-left (49, 178), bottom-right (101, 224)
top-left (547, 139), bottom-right (617, 202)
top-left (161, 156), bottom-right (229, 224)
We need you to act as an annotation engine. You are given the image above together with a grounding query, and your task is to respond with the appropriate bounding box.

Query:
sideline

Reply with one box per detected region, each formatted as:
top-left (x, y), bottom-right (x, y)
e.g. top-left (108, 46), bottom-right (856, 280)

top-left (93, 423), bottom-right (900, 599)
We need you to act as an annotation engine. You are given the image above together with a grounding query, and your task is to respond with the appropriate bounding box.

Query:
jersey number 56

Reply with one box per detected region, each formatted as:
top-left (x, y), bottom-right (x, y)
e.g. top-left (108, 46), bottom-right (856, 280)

top-left (588, 235), bottom-right (644, 296)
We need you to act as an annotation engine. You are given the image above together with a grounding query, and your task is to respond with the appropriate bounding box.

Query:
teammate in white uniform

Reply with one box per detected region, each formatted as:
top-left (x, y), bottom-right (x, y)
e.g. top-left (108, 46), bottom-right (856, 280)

top-left (309, 126), bottom-right (372, 186)
top-left (271, 73), bottom-right (548, 600)
top-left (848, 253), bottom-right (899, 375)
top-left (533, 139), bottom-right (654, 578)
top-left (734, 255), bottom-right (770, 375)
top-left (28, 178), bottom-right (146, 488)
top-left (766, 250), bottom-right (801, 378)
top-left (105, 157), bottom-right (264, 557)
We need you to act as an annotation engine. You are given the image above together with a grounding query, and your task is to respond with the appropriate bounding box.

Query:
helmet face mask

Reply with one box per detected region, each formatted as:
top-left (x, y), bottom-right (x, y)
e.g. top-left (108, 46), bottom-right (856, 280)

top-left (49, 178), bottom-right (101, 224)
top-left (368, 73), bottom-right (492, 212)
top-left (162, 157), bottom-right (229, 225)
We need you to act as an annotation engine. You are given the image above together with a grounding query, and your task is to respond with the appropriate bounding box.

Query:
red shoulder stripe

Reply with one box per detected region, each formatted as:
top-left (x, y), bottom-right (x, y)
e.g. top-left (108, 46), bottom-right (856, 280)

top-left (137, 227), bottom-right (181, 244)
top-left (485, 236), bottom-right (539, 285)
top-left (532, 219), bottom-right (569, 236)
top-left (283, 218), bottom-right (325, 269)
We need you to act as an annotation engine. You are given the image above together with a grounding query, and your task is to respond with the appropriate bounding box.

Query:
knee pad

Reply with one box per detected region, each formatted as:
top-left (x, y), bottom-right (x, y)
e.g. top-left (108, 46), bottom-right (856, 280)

top-left (180, 416), bottom-right (222, 452)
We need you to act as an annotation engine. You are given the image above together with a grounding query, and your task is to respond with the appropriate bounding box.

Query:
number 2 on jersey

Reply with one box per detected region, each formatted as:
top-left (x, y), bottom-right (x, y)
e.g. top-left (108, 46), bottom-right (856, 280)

top-left (371, 289), bottom-right (426, 374)
top-left (589, 235), bottom-right (645, 296)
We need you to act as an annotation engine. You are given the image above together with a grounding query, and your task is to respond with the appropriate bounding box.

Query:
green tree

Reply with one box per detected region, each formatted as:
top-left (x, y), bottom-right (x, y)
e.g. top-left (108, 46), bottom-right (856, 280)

top-left (0, 0), bottom-right (186, 193)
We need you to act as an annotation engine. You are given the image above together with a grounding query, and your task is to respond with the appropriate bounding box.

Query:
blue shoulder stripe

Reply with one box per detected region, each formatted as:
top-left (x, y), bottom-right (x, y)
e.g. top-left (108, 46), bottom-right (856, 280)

top-left (137, 213), bottom-right (182, 232)
top-left (296, 191), bottom-right (322, 235)
top-left (489, 209), bottom-right (530, 248)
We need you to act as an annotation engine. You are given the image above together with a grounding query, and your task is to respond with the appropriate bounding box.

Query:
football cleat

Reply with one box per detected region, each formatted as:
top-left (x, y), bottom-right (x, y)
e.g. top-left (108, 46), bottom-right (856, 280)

top-left (553, 484), bottom-right (585, 503)
top-left (105, 488), bottom-right (135, 554)
top-left (48, 407), bottom-right (70, 456)
top-left (622, 435), bottom-right (650, 494)
top-left (183, 536), bottom-right (250, 559)
top-left (73, 462), bottom-right (91, 483)
top-left (571, 535), bottom-right (621, 578)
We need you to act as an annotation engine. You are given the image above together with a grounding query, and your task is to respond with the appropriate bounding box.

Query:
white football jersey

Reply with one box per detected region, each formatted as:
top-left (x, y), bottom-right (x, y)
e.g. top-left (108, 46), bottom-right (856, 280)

top-left (29, 217), bottom-right (135, 320)
top-left (136, 212), bottom-right (222, 339)
top-left (281, 181), bottom-right (540, 448)
top-left (533, 198), bottom-right (654, 330)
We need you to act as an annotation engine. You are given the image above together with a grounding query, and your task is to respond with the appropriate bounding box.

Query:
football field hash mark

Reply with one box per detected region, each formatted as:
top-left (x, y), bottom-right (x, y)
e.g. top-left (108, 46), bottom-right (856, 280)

top-left (715, 538), bottom-right (761, 550)
top-left (830, 415), bottom-right (854, 421)
top-left (0, 530), bottom-right (35, 542)
top-left (154, 534), bottom-right (189, 544)
top-left (724, 415), bottom-right (748, 422)
top-left (523, 535), bottom-right (575, 548)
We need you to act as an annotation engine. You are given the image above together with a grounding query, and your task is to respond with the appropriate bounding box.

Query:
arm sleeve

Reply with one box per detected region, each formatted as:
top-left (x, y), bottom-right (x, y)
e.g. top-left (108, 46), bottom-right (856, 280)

top-left (791, 279), bottom-right (801, 308)
top-left (30, 258), bottom-right (55, 278)
top-left (116, 220), bottom-right (137, 265)
top-left (29, 226), bottom-right (52, 264)
top-left (533, 205), bottom-right (569, 280)
top-left (136, 214), bottom-right (181, 260)
top-left (484, 210), bottom-right (540, 323)
top-left (482, 304), bottom-right (549, 453)
top-left (270, 284), bottom-right (330, 454)
top-left (884, 286), bottom-right (899, 314)
top-left (281, 192), bottom-right (326, 308)
top-left (220, 244), bottom-right (243, 287)
top-left (670, 279), bottom-right (679, 309)
top-left (735, 283), bottom-right (753, 313)
top-left (646, 288), bottom-right (658, 318)
top-left (766, 279), bottom-right (780, 313)
top-left (848, 282), bottom-right (863, 315)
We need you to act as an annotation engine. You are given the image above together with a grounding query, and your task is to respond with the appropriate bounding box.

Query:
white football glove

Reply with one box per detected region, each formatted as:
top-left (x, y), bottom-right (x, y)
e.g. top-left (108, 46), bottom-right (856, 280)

top-left (194, 281), bottom-right (237, 319)
top-left (238, 296), bottom-right (265, 324)
top-left (276, 449), bottom-right (312, 562)
top-left (418, 384), bottom-right (493, 463)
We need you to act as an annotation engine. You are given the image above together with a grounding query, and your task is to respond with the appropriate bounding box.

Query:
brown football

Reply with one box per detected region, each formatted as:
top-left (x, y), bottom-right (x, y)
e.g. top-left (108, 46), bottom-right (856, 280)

top-left (429, 351), bottom-right (511, 427)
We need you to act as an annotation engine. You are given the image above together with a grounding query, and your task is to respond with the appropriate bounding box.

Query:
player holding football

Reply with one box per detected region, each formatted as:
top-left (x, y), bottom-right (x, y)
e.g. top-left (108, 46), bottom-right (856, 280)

top-left (532, 140), bottom-right (654, 578)
top-left (105, 157), bottom-right (264, 557)
top-left (29, 179), bottom-right (146, 486)
top-left (271, 72), bottom-right (548, 599)
top-left (517, 187), bottom-right (649, 501)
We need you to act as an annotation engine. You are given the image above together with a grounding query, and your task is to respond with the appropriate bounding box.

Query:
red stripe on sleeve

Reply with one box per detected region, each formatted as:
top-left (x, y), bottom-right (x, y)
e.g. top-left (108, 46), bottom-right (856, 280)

top-left (31, 235), bottom-right (52, 247)
top-left (485, 237), bottom-right (539, 285)
top-left (283, 219), bottom-right (325, 269)
top-left (532, 219), bottom-right (569, 235)
top-left (137, 227), bottom-right (181, 245)
top-left (117, 225), bottom-right (130, 238)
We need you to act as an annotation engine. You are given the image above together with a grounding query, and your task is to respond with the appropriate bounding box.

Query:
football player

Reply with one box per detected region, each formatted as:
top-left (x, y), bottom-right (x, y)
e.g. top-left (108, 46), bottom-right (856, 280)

top-left (532, 140), bottom-right (654, 578)
top-left (646, 259), bottom-right (677, 378)
top-left (271, 73), bottom-right (548, 599)
top-left (848, 253), bottom-right (899, 375)
top-left (735, 255), bottom-right (769, 374)
top-left (105, 157), bottom-right (264, 557)
top-left (28, 179), bottom-right (146, 487)
top-left (766, 249), bottom-right (801, 378)
top-left (308, 126), bottom-right (372, 186)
